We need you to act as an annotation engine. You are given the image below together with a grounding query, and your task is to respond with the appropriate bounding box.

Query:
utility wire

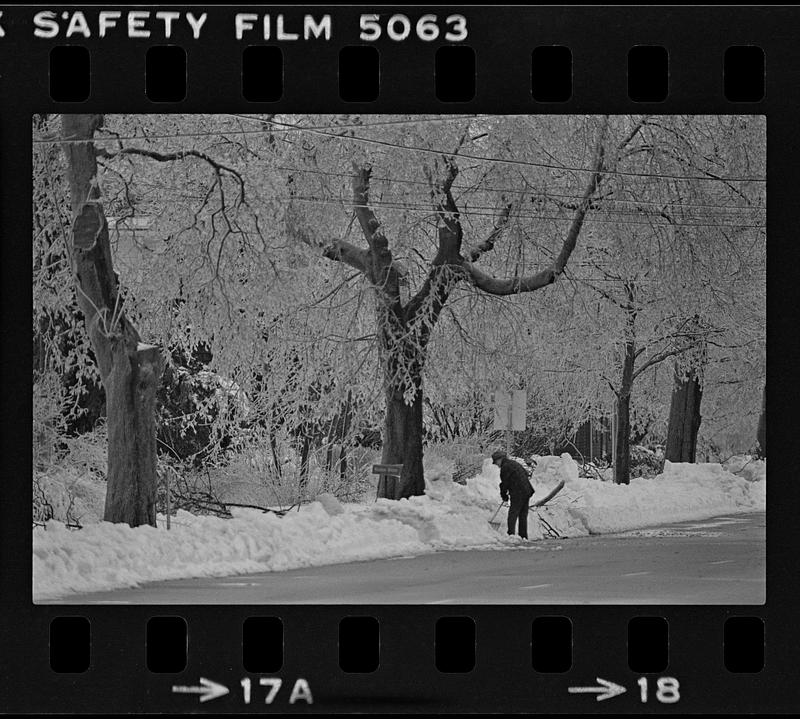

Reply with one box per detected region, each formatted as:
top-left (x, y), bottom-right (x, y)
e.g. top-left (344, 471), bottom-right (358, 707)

top-left (194, 162), bottom-right (764, 213)
top-left (34, 114), bottom-right (483, 145)
top-left (38, 115), bottom-right (766, 184)
top-left (117, 175), bottom-right (764, 217)
top-left (111, 191), bottom-right (767, 229)
top-left (253, 115), bottom-right (767, 183)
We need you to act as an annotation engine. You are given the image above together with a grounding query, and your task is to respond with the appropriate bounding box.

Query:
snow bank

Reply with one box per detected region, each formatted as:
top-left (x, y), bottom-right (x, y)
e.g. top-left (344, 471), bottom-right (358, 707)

top-left (723, 455), bottom-right (767, 483)
top-left (33, 455), bottom-right (765, 601)
top-left (560, 458), bottom-right (765, 534)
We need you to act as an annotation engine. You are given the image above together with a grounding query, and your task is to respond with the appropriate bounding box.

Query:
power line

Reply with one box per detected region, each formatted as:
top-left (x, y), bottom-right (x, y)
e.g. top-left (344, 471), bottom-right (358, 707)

top-left (116, 171), bottom-right (764, 216)
top-left (111, 187), bottom-right (766, 229)
top-left (266, 194), bottom-right (768, 229)
top-left (38, 114), bottom-right (766, 184)
top-left (110, 178), bottom-right (766, 227)
top-left (224, 162), bottom-right (765, 213)
top-left (256, 116), bottom-right (766, 184)
top-left (226, 112), bottom-right (486, 133)
top-left (34, 114), bottom-right (483, 145)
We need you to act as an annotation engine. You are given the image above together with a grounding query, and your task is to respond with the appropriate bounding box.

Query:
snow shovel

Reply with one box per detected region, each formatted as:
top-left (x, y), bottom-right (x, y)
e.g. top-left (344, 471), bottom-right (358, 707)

top-left (488, 501), bottom-right (507, 531)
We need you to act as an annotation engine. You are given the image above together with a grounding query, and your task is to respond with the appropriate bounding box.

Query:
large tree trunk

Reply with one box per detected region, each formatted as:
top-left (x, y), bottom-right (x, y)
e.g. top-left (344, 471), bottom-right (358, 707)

top-left (613, 392), bottom-right (632, 485)
top-left (665, 365), bottom-right (703, 463)
top-left (756, 384), bottom-right (766, 457)
top-left (379, 383), bottom-right (425, 499)
top-left (62, 115), bottom-right (164, 527)
top-left (613, 331), bottom-right (635, 485)
top-left (104, 341), bottom-right (163, 524)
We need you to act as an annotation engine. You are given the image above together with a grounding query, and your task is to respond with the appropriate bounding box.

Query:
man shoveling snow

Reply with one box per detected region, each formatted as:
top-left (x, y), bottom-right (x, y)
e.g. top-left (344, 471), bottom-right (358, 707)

top-left (491, 450), bottom-right (534, 539)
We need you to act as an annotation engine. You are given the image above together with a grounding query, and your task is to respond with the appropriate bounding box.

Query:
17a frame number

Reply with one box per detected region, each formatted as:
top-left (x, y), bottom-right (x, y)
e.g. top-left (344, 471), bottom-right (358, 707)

top-left (359, 14), bottom-right (468, 42)
top-left (240, 677), bottom-right (313, 705)
top-left (638, 677), bottom-right (681, 704)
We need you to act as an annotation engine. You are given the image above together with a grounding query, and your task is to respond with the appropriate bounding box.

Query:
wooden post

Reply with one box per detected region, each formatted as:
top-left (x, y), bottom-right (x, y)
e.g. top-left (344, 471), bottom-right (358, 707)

top-left (165, 467), bottom-right (171, 531)
top-left (505, 403), bottom-right (512, 454)
top-left (589, 417), bottom-right (594, 464)
top-left (611, 398), bottom-right (617, 473)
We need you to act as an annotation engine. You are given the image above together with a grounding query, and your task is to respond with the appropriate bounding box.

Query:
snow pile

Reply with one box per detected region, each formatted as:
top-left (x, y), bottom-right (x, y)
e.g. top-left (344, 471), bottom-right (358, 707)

top-left (34, 504), bottom-right (424, 601)
top-left (33, 455), bottom-right (765, 601)
top-left (563, 459), bottom-right (765, 534)
top-left (532, 453), bottom-right (581, 488)
top-left (723, 455), bottom-right (767, 483)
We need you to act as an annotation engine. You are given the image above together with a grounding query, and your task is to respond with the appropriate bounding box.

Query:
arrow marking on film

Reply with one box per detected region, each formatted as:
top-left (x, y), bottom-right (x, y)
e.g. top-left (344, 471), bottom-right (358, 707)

top-left (172, 677), bottom-right (229, 703)
top-left (568, 677), bottom-right (627, 701)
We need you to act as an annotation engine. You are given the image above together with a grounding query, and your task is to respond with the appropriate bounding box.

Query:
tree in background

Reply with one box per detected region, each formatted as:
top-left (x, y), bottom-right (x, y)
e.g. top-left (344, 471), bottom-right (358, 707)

top-left (547, 116), bottom-right (765, 482)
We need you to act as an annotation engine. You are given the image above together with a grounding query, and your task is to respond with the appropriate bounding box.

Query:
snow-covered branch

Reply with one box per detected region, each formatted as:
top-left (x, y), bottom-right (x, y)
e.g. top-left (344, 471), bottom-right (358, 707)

top-left (97, 146), bottom-right (246, 202)
top-left (463, 118), bottom-right (608, 297)
top-left (321, 240), bottom-right (370, 273)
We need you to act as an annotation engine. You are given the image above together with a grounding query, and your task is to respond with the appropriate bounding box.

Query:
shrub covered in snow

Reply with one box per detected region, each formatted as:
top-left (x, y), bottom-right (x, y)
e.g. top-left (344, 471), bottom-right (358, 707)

top-left (424, 438), bottom-right (489, 486)
top-left (33, 425), bottom-right (109, 527)
top-left (33, 469), bottom-right (106, 527)
top-left (630, 445), bottom-right (665, 478)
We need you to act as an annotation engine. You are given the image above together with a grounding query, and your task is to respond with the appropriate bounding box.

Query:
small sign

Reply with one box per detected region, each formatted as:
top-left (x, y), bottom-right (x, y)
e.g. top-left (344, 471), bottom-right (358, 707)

top-left (493, 389), bottom-right (526, 431)
top-left (511, 389), bottom-right (526, 430)
top-left (372, 463), bottom-right (403, 477)
top-left (493, 390), bottom-right (511, 431)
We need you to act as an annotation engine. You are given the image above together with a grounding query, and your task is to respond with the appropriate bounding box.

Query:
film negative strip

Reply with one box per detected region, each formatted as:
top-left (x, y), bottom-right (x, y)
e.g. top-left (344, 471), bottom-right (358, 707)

top-left (0, 3), bottom-right (795, 714)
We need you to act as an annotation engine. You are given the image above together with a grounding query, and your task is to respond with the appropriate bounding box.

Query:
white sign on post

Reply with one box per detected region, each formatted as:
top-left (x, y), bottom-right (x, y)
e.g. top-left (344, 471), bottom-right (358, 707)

top-left (511, 389), bottom-right (527, 431)
top-left (493, 389), bottom-right (527, 431)
top-left (493, 390), bottom-right (511, 431)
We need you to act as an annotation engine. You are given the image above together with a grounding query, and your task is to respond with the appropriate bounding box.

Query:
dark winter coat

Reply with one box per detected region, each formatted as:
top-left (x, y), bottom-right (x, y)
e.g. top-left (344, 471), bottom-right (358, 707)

top-left (499, 457), bottom-right (534, 502)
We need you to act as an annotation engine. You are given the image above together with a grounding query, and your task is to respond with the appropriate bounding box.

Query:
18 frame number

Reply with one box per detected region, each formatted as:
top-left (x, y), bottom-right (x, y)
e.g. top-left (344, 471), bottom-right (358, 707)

top-left (359, 14), bottom-right (468, 42)
top-left (639, 677), bottom-right (681, 704)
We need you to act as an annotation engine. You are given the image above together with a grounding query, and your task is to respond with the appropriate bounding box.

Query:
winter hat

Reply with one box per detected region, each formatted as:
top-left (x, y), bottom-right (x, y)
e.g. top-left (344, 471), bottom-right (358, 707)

top-left (491, 450), bottom-right (507, 462)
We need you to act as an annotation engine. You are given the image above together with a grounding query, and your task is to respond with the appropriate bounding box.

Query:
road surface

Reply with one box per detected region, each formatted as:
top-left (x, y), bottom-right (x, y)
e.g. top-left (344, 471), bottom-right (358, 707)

top-left (45, 512), bottom-right (765, 604)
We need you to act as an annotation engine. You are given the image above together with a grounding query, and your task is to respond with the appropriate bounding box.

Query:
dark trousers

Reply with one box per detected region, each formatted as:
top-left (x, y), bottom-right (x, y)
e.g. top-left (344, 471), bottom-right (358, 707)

top-left (507, 494), bottom-right (531, 538)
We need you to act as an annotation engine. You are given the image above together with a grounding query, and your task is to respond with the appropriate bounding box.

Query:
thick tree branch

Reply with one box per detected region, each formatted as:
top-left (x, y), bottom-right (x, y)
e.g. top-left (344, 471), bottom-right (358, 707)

top-left (351, 164), bottom-right (401, 302)
top-left (351, 164), bottom-right (383, 249)
top-left (464, 263), bottom-right (556, 295)
top-left (406, 154), bottom-right (466, 320)
top-left (289, 213), bottom-right (368, 275)
top-left (617, 115), bottom-right (650, 154)
top-left (633, 344), bottom-right (694, 381)
top-left (423, 156), bottom-right (462, 252)
top-left (321, 240), bottom-right (370, 273)
top-left (97, 146), bottom-right (246, 201)
top-left (553, 121), bottom-right (608, 275)
top-left (462, 117), bottom-right (608, 297)
top-left (469, 202), bottom-right (513, 262)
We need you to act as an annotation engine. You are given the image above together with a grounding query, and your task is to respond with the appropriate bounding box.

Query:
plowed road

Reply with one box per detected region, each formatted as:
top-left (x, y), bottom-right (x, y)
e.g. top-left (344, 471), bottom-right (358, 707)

top-left (45, 512), bottom-right (765, 604)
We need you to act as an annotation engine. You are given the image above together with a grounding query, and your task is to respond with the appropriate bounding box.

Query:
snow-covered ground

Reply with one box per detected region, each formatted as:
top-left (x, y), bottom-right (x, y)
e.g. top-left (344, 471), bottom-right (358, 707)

top-left (32, 454), bottom-right (766, 601)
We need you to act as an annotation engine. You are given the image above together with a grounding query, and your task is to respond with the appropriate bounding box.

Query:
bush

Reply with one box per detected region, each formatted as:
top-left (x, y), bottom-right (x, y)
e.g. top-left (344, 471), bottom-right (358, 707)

top-left (630, 445), bottom-right (665, 478)
top-left (424, 437), bottom-right (491, 485)
top-left (162, 439), bottom-right (378, 517)
top-left (32, 424), bottom-right (110, 528)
